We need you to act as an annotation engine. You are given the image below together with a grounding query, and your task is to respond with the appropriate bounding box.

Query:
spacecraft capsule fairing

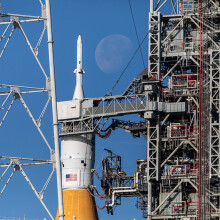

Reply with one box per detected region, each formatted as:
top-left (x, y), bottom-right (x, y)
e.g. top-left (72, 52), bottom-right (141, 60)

top-left (61, 134), bottom-right (95, 189)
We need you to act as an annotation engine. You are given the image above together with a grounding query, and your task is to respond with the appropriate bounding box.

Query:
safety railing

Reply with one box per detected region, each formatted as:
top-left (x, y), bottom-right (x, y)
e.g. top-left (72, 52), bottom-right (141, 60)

top-left (163, 165), bottom-right (198, 177)
top-left (166, 124), bottom-right (198, 138)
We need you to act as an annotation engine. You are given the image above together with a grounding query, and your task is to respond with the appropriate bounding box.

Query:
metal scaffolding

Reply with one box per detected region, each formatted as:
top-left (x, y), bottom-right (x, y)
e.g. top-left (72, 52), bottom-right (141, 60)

top-left (0, 1), bottom-right (64, 219)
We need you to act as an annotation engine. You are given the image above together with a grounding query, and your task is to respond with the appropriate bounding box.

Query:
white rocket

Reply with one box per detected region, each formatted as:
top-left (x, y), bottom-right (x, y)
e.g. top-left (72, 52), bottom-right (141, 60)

top-left (73, 35), bottom-right (85, 100)
top-left (61, 35), bottom-right (95, 189)
top-left (56, 35), bottom-right (98, 219)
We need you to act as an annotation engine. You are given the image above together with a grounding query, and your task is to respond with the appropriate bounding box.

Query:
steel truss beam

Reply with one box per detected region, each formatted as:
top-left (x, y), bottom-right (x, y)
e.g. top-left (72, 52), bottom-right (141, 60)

top-left (148, 12), bottom-right (161, 80)
top-left (59, 94), bottom-right (187, 135)
top-left (209, 50), bottom-right (220, 177)
top-left (147, 119), bottom-right (160, 181)
top-left (0, 157), bottom-right (54, 219)
top-left (0, 0), bottom-right (64, 218)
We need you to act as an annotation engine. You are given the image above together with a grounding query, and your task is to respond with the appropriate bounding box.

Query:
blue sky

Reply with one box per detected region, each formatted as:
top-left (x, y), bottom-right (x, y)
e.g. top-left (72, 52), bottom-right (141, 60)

top-left (0, 0), bottom-right (154, 219)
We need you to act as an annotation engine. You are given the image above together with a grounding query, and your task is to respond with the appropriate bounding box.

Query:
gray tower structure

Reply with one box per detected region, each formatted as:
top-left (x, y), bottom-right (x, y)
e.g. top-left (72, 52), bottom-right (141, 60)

top-left (146, 0), bottom-right (220, 219)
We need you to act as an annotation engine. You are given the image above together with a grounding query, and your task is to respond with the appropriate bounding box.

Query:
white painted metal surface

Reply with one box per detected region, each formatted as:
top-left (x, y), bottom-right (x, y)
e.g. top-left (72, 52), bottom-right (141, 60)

top-left (57, 100), bottom-right (81, 120)
top-left (61, 134), bottom-right (95, 189)
top-left (73, 35), bottom-right (85, 100)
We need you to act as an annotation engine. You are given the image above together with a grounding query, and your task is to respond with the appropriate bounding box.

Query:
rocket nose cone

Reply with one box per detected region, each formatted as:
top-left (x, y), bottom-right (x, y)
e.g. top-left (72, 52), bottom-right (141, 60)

top-left (77, 35), bottom-right (82, 44)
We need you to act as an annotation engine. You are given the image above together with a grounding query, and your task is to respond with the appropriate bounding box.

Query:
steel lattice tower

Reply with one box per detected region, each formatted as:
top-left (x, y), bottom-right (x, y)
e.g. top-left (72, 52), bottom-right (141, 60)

top-left (0, 1), bottom-right (64, 219)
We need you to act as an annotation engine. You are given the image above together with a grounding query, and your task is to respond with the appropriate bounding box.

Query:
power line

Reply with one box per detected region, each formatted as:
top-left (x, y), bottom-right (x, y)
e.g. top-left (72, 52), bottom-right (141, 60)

top-left (105, 1), bottom-right (148, 97)
top-left (128, 0), bottom-right (146, 72)
top-left (105, 32), bottom-right (149, 97)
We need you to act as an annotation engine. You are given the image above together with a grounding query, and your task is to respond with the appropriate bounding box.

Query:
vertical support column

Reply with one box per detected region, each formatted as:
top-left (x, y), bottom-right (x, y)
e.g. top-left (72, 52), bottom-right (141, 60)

top-left (156, 115), bottom-right (161, 180)
top-left (148, 12), bottom-right (161, 80)
top-left (150, 0), bottom-right (154, 13)
top-left (45, 0), bottom-right (64, 219)
top-left (148, 181), bottom-right (152, 219)
top-left (147, 4), bottom-right (161, 216)
top-left (177, 0), bottom-right (179, 14)
top-left (147, 120), bottom-right (161, 181)
top-left (209, 50), bottom-right (220, 177)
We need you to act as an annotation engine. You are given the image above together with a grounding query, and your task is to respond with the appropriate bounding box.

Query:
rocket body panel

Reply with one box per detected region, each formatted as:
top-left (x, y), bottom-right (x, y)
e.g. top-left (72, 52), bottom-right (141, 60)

top-left (73, 35), bottom-right (84, 100)
top-left (73, 83), bottom-right (84, 100)
top-left (73, 72), bottom-right (84, 100)
top-left (76, 35), bottom-right (82, 72)
top-left (61, 134), bottom-right (95, 189)
top-left (55, 189), bottom-right (99, 220)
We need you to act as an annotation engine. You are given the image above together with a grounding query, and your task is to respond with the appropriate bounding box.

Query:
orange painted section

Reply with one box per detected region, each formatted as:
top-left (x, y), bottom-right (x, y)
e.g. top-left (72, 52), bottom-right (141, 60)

top-left (55, 189), bottom-right (99, 220)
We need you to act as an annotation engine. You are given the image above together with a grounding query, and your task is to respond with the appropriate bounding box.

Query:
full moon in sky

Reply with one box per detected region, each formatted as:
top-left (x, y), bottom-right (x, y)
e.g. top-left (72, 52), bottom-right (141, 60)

top-left (95, 34), bottom-right (133, 73)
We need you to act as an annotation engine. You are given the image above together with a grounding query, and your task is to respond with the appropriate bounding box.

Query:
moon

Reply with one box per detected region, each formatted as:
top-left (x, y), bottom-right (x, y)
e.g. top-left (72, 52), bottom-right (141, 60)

top-left (95, 34), bottom-right (133, 73)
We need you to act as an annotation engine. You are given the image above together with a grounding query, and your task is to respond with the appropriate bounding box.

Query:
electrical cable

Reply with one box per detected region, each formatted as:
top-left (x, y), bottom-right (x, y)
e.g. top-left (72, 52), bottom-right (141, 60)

top-left (128, 0), bottom-right (146, 72)
top-left (96, 205), bottom-right (106, 210)
top-left (170, 0), bottom-right (177, 14)
top-left (105, 32), bottom-right (149, 97)
top-left (90, 148), bottom-right (106, 184)
top-left (87, 187), bottom-right (106, 200)
top-left (96, 129), bottom-right (112, 139)
top-left (155, 0), bottom-right (162, 11)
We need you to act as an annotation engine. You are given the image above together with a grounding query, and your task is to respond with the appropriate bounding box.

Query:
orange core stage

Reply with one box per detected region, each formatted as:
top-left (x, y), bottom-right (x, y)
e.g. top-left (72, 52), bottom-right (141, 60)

top-left (56, 189), bottom-right (99, 220)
